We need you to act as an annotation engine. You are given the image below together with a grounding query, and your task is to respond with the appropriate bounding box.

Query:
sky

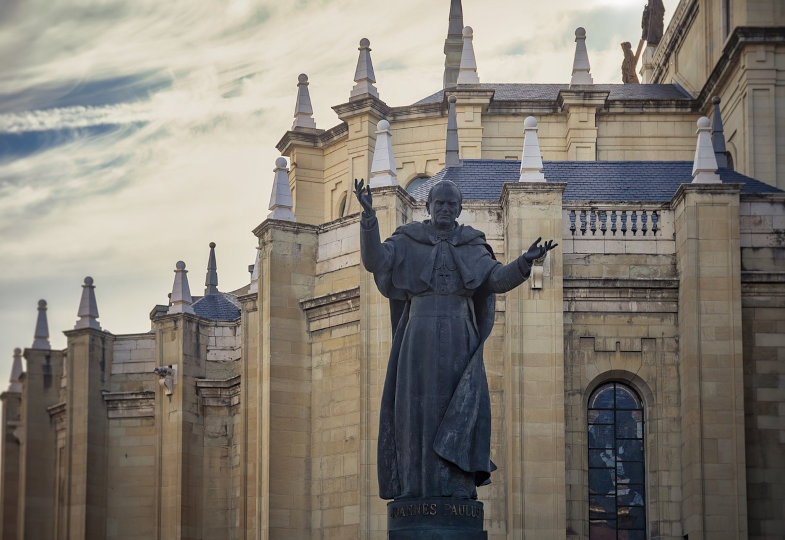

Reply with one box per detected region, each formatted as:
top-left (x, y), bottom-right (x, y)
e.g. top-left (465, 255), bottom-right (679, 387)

top-left (0, 0), bottom-right (678, 384)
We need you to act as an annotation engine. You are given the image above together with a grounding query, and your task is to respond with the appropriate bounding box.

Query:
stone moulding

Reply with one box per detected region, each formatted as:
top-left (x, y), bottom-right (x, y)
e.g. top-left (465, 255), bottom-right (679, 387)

top-left (300, 287), bottom-right (360, 334)
top-left (564, 277), bottom-right (679, 314)
top-left (276, 123), bottom-right (344, 154)
top-left (101, 391), bottom-right (155, 419)
top-left (195, 375), bottom-right (240, 408)
top-left (651, 0), bottom-right (698, 83)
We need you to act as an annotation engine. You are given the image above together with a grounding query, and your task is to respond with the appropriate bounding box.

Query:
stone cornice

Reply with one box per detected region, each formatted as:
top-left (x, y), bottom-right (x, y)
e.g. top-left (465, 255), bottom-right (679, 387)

top-left (500, 182), bottom-right (567, 208)
top-left (601, 99), bottom-right (696, 114)
top-left (195, 375), bottom-right (240, 407)
top-left (695, 27), bottom-right (785, 108)
top-left (332, 96), bottom-right (391, 122)
top-left (275, 123), bottom-right (347, 154)
top-left (741, 271), bottom-right (785, 284)
top-left (670, 182), bottom-right (742, 209)
top-left (102, 391), bottom-right (155, 418)
top-left (388, 102), bottom-right (444, 122)
top-left (252, 218), bottom-right (320, 239)
top-left (740, 192), bottom-right (785, 203)
top-left (63, 327), bottom-right (112, 339)
top-left (557, 90), bottom-right (610, 110)
top-left (300, 286), bottom-right (360, 312)
top-left (299, 287), bottom-right (360, 334)
top-left (47, 401), bottom-right (66, 418)
top-left (447, 87), bottom-right (496, 110)
top-left (564, 278), bottom-right (679, 289)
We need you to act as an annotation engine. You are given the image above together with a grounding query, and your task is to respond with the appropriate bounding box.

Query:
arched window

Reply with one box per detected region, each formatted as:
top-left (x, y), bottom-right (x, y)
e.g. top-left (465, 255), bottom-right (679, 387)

top-left (588, 382), bottom-right (646, 539)
top-left (337, 193), bottom-right (348, 218)
top-left (405, 176), bottom-right (429, 195)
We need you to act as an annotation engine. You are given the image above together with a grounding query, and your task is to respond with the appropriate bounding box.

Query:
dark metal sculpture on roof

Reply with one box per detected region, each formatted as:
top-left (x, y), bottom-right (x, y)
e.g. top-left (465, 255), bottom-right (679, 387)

top-left (642, 0), bottom-right (665, 45)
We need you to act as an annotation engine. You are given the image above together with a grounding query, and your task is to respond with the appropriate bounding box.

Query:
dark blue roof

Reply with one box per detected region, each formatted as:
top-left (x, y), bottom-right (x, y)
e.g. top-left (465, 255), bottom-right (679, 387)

top-left (410, 160), bottom-right (781, 202)
top-left (192, 293), bottom-right (241, 321)
top-left (413, 84), bottom-right (692, 106)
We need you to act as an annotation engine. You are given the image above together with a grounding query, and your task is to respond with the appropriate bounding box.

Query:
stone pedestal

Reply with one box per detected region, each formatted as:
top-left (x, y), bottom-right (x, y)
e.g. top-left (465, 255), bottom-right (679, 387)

top-left (388, 498), bottom-right (487, 539)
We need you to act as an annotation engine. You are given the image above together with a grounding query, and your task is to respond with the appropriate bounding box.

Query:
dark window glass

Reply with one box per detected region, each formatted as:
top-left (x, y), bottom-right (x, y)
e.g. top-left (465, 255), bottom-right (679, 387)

top-left (618, 440), bottom-right (643, 462)
top-left (589, 425), bottom-right (614, 449)
top-left (588, 382), bottom-right (646, 539)
top-left (590, 386), bottom-right (615, 409)
top-left (589, 409), bottom-right (614, 424)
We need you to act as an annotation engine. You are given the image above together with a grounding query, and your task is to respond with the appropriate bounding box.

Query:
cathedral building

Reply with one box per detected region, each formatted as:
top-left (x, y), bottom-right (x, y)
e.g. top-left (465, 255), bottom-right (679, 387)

top-left (1, 0), bottom-right (784, 538)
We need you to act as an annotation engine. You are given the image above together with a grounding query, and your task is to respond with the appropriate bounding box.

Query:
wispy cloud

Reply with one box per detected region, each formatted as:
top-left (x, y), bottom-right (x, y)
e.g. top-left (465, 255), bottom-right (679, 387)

top-left (0, 0), bottom-right (678, 376)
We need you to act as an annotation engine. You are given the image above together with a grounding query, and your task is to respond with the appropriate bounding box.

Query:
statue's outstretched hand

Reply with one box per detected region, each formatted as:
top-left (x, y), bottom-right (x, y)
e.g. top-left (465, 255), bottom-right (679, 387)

top-left (354, 178), bottom-right (375, 218)
top-left (523, 237), bottom-right (558, 263)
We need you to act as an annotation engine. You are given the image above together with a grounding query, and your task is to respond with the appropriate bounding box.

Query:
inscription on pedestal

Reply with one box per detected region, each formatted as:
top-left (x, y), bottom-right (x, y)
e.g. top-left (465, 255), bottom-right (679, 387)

top-left (388, 498), bottom-right (486, 538)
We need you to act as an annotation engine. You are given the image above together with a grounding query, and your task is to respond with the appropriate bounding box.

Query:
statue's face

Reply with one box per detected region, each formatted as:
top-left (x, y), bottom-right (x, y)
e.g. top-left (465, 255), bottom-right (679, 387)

top-left (428, 184), bottom-right (462, 230)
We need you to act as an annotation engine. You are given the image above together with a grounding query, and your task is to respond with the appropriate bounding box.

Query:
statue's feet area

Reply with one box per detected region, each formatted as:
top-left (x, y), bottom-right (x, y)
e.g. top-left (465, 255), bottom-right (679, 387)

top-left (388, 498), bottom-right (487, 540)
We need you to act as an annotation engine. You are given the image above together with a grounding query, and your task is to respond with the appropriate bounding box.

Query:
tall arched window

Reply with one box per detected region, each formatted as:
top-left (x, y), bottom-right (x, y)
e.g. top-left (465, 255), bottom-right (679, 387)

top-left (588, 382), bottom-right (646, 539)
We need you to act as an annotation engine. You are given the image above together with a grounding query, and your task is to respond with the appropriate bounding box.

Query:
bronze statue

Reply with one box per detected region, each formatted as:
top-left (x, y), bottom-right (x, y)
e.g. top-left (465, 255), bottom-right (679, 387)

top-left (621, 41), bottom-right (643, 84)
top-left (642, 0), bottom-right (665, 46)
top-left (355, 178), bottom-right (557, 501)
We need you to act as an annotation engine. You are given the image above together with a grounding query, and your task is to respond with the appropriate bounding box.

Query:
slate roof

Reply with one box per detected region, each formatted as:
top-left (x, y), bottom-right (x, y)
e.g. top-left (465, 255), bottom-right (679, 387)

top-left (192, 292), bottom-right (241, 321)
top-left (409, 160), bottom-right (782, 202)
top-left (413, 83), bottom-right (692, 106)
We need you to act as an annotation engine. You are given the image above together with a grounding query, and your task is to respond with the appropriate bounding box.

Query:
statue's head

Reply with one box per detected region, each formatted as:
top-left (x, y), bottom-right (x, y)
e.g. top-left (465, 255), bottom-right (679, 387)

top-left (621, 41), bottom-right (632, 52)
top-left (426, 180), bottom-right (463, 230)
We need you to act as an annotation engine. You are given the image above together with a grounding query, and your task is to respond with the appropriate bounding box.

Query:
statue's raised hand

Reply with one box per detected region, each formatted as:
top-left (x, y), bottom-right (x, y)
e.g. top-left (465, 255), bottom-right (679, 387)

top-left (523, 237), bottom-right (558, 263)
top-left (354, 178), bottom-right (375, 217)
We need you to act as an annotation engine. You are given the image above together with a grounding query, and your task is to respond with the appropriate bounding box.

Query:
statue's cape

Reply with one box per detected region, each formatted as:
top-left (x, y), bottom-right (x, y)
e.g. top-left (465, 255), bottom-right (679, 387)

top-left (375, 221), bottom-right (498, 499)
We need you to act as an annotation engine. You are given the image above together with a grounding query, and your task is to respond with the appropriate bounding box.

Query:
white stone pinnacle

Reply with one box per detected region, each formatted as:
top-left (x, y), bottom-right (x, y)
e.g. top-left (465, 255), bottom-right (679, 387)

top-left (519, 116), bottom-right (546, 182)
top-left (75, 276), bottom-right (101, 330)
top-left (350, 38), bottom-right (379, 100)
top-left (370, 119), bottom-right (398, 187)
top-left (692, 116), bottom-right (721, 184)
top-left (292, 74), bottom-right (317, 130)
top-left (168, 261), bottom-right (195, 315)
top-left (8, 348), bottom-right (23, 393)
top-left (32, 299), bottom-right (50, 349)
top-left (457, 26), bottom-right (480, 85)
top-left (249, 248), bottom-right (260, 294)
top-left (570, 27), bottom-right (593, 85)
top-left (268, 157), bottom-right (296, 221)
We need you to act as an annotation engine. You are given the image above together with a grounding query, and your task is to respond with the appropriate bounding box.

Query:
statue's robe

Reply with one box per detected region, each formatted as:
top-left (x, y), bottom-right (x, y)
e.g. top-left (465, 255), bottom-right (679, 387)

top-left (360, 218), bottom-right (531, 500)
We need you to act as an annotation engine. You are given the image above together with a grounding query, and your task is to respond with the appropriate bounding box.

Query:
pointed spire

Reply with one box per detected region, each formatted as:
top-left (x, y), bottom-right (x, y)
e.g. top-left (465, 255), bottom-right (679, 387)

top-left (168, 261), bottom-right (195, 315)
top-left (570, 27), bottom-right (593, 85)
top-left (74, 277), bottom-right (101, 330)
top-left (249, 249), bottom-right (260, 294)
top-left (292, 74), bottom-right (317, 130)
top-left (32, 299), bottom-right (50, 349)
top-left (8, 348), bottom-right (23, 393)
top-left (456, 26), bottom-right (480, 85)
top-left (445, 95), bottom-right (460, 167)
top-left (519, 116), bottom-right (546, 182)
top-left (443, 0), bottom-right (464, 88)
top-left (268, 157), bottom-right (296, 221)
top-left (369, 120), bottom-right (399, 187)
top-left (711, 96), bottom-right (729, 169)
top-left (205, 242), bottom-right (219, 296)
top-left (692, 116), bottom-right (721, 184)
top-left (350, 38), bottom-right (379, 100)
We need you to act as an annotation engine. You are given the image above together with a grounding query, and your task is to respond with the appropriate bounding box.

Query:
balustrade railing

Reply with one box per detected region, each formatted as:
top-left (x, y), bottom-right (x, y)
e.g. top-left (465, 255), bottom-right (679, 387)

top-left (565, 208), bottom-right (662, 237)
